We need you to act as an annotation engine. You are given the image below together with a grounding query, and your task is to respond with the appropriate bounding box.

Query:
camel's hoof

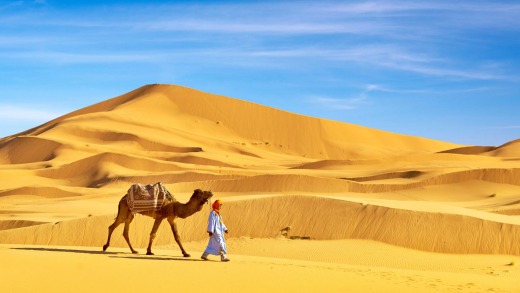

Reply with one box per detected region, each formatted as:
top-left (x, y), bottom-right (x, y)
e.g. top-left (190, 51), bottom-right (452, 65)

top-left (183, 253), bottom-right (190, 258)
top-left (132, 250), bottom-right (138, 254)
top-left (102, 244), bottom-right (108, 251)
top-left (146, 251), bottom-right (154, 255)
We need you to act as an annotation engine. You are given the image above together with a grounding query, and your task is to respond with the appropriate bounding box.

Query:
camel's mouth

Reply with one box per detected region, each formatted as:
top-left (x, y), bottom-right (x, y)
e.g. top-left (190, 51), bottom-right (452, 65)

top-left (201, 191), bottom-right (213, 205)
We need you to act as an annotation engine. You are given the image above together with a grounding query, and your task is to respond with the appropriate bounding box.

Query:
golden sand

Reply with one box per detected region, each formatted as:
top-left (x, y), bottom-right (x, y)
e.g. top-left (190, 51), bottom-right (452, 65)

top-left (1, 84), bottom-right (519, 292)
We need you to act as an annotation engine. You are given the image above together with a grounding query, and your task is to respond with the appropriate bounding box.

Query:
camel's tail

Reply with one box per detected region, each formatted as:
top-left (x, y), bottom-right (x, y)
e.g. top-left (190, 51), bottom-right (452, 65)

top-left (114, 194), bottom-right (127, 220)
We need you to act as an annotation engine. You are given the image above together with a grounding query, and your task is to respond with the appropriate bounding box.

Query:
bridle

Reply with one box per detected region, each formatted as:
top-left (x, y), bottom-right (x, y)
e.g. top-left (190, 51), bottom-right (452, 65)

top-left (200, 191), bottom-right (212, 206)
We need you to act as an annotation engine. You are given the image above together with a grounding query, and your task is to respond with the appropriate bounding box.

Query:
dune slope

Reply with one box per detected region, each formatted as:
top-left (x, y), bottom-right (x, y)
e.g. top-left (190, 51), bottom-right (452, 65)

top-left (0, 195), bottom-right (519, 256)
top-left (0, 83), bottom-right (519, 260)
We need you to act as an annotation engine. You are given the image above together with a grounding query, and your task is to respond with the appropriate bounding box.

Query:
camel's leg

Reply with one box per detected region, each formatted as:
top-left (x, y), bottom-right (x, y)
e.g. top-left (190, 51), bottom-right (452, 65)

top-left (103, 217), bottom-right (123, 251)
top-left (123, 213), bottom-right (138, 254)
top-left (103, 198), bottom-right (128, 252)
top-left (168, 218), bottom-right (190, 257)
top-left (146, 218), bottom-right (164, 255)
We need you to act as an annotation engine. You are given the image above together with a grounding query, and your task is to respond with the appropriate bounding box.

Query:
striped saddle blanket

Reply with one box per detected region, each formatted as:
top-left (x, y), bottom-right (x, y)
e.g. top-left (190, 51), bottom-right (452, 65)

top-left (126, 182), bottom-right (172, 214)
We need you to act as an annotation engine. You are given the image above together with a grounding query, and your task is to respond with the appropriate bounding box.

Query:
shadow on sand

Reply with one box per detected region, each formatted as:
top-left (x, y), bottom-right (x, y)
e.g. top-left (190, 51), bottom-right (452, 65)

top-left (11, 247), bottom-right (121, 255)
top-left (10, 247), bottom-right (205, 262)
top-left (112, 255), bottom-right (205, 262)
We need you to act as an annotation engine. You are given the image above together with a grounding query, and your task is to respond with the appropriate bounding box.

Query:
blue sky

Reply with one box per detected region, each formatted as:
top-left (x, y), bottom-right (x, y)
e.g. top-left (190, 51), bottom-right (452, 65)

top-left (1, 0), bottom-right (519, 146)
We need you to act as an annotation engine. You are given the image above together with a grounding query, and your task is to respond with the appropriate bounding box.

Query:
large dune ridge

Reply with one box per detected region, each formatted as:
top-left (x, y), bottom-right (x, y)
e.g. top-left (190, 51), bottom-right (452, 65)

top-left (1, 84), bottom-right (520, 292)
top-left (1, 195), bottom-right (519, 255)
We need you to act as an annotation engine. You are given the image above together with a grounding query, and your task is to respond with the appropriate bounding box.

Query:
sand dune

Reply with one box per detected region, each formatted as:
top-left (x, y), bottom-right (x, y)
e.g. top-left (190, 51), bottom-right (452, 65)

top-left (0, 220), bottom-right (45, 231)
top-left (1, 84), bottom-right (519, 292)
top-left (0, 136), bottom-right (62, 164)
top-left (1, 195), bottom-right (519, 256)
top-left (0, 186), bottom-right (81, 198)
top-left (491, 138), bottom-right (520, 157)
top-left (440, 139), bottom-right (520, 158)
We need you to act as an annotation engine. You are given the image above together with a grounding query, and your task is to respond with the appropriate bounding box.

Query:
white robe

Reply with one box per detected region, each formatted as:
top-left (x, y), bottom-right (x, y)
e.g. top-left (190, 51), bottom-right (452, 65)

top-left (203, 210), bottom-right (228, 255)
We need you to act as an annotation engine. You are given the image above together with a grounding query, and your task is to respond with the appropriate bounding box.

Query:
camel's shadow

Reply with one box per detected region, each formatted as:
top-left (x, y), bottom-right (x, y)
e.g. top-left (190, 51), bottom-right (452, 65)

top-left (10, 247), bottom-right (204, 262)
top-left (11, 247), bottom-right (122, 255)
top-left (113, 255), bottom-right (204, 262)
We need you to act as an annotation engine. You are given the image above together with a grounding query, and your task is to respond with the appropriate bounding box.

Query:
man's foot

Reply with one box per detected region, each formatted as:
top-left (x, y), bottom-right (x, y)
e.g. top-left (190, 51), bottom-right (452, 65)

top-left (201, 254), bottom-right (208, 260)
top-left (221, 258), bottom-right (230, 262)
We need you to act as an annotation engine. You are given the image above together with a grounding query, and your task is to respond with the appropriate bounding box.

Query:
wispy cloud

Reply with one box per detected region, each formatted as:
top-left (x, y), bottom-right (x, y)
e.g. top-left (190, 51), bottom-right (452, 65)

top-left (383, 61), bottom-right (510, 81)
top-left (0, 37), bottom-right (513, 82)
top-left (308, 85), bottom-right (375, 110)
top-left (316, 2), bottom-right (520, 29)
top-left (0, 36), bottom-right (50, 46)
top-left (361, 84), bottom-right (492, 95)
top-left (0, 105), bottom-right (62, 121)
top-left (308, 96), bottom-right (368, 110)
top-left (492, 125), bottom-right (520, 130)
top-left (7, 1), bottom-right (519, 35)
top-left (358, 84), bottom-right (428, 94)
top-left (141, 20), bottom-right (384, 35)
top-left (127, 2), bottom-right (520, 35)
top-left (1, 51), bottom-right (161, 64)
top-left (245, 46), bottom-right (510, 81)
top-left (0, 1), bottom-right (517, 81)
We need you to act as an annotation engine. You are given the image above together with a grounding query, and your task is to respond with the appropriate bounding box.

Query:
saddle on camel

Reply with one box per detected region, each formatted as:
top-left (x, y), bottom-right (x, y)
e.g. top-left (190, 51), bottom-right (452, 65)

top-left (127, 182), bottom-right (172, 214)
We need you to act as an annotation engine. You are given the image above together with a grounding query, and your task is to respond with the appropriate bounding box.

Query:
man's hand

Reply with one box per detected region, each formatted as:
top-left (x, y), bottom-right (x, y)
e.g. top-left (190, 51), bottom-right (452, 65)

top-left (225, 230), bottom-right (229, 234)
top-left (208, 232), bottom-right (213, 237)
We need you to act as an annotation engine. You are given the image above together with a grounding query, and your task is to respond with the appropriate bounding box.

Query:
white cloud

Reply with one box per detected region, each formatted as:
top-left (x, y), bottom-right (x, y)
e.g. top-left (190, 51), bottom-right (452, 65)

top-left (0, 105), bottom-right (62, 121)
top-left (0, 1), bottom-right (516, 81)
top-left (493, 125), bottom-right (520, 130)
top-left (245, 46), bottom-right (509, 81)
top-left (308, 94), bottom-right (369, 110)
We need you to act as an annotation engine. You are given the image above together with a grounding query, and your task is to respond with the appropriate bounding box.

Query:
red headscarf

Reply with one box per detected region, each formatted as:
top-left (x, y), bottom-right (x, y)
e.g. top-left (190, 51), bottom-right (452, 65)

top-left (212, 200), bottom-right (221, 214)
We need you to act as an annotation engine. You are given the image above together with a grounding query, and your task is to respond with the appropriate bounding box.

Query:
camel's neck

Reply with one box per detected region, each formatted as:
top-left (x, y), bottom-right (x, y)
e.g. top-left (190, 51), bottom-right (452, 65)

top-left (175, 198), bottom-right (203, 219)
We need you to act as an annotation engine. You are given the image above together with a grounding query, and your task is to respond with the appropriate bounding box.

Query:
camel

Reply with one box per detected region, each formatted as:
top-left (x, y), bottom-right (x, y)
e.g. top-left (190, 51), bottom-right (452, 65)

top-left (103, 188), bottom-right (213, 257)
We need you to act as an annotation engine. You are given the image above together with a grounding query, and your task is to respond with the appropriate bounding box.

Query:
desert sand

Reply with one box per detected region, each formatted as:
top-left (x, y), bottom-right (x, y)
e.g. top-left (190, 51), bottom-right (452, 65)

top-left (0, 84), bottom-right (519, 292)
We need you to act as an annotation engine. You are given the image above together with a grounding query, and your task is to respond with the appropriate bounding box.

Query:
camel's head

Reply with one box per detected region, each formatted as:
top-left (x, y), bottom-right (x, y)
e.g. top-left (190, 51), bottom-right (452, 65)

top-left (192, 189), bottom-right (213, 206)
